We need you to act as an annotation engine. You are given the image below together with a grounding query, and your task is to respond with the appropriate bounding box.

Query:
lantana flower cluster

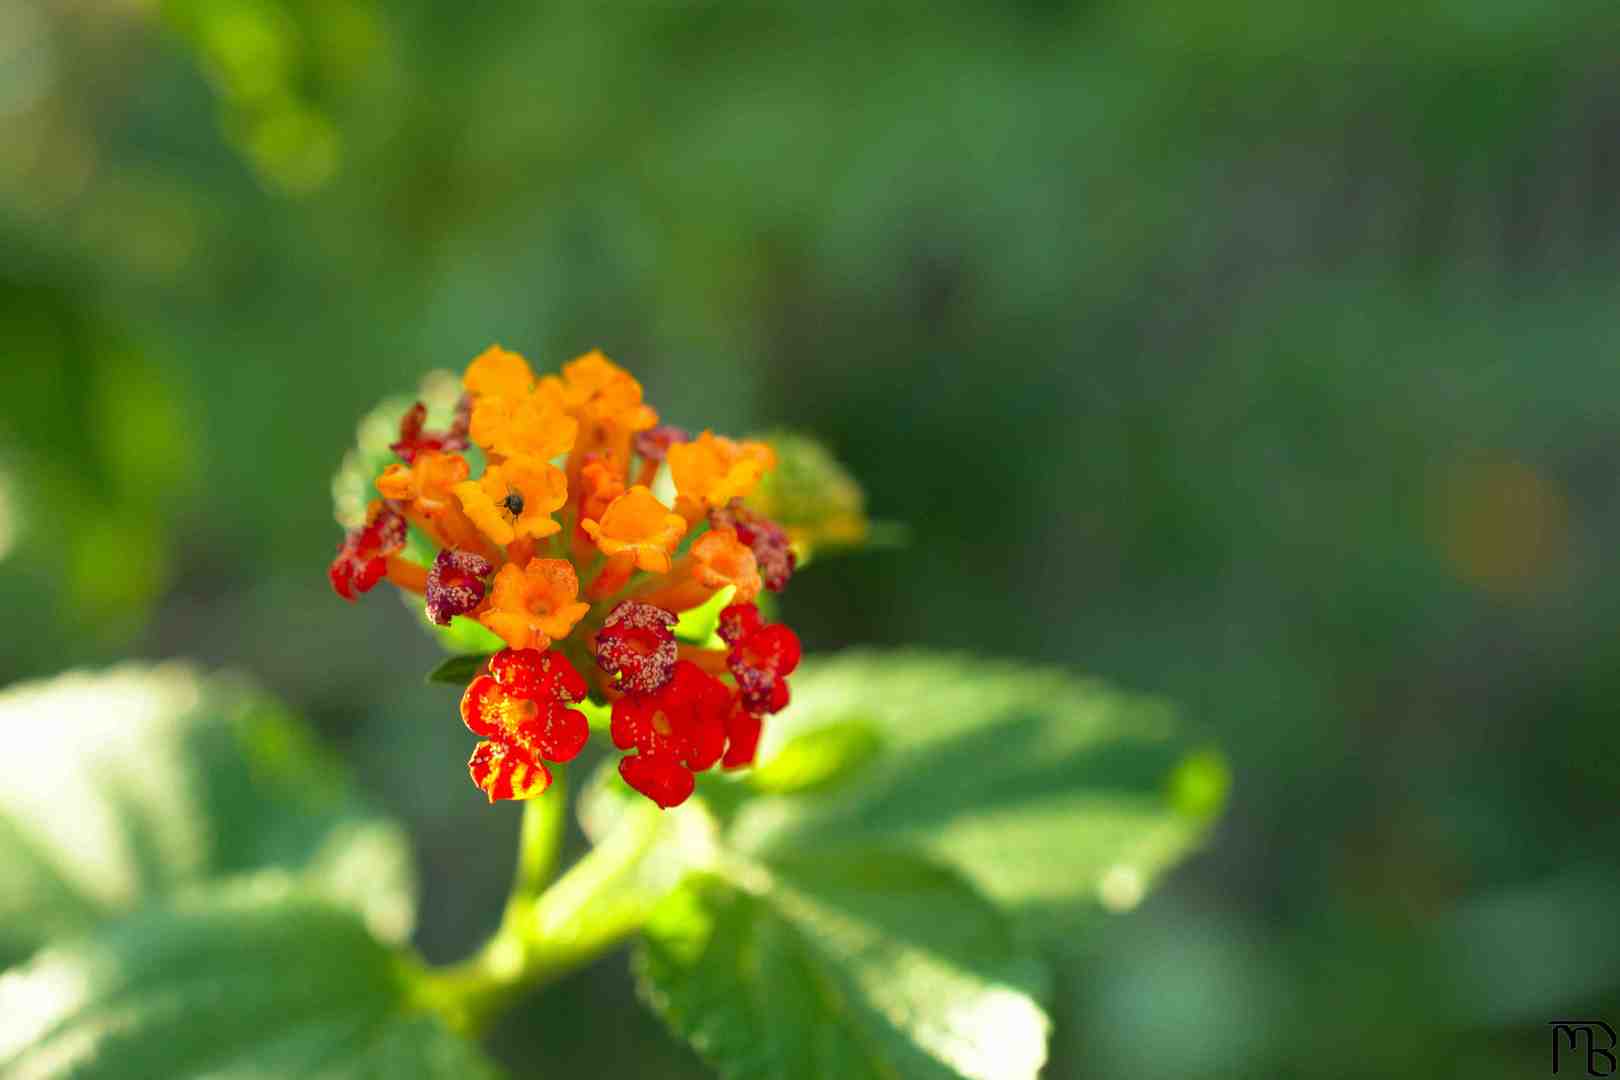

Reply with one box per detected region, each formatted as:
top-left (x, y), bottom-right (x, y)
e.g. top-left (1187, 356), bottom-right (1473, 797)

top-left (329, 347), bottom-right (801, 808)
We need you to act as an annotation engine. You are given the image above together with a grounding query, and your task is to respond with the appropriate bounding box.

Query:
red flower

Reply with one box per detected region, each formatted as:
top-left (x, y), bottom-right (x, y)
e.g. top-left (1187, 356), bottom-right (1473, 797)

top-left (489, 645), bottom-right (588, 702)
top-left (461, 648), bottom-right (589, 802)
top-left (721, 699), bottom-right (763, 770)
top-left (619, 753), bottom-right (695, 810)
top-left (611, 660), bottom-right (730, 807)
top-left (329, 501), bottom-right (407, 600)
top-left (425, 548), bottom-right (494, 625)
top-left (593, 601), bottom-right (678, 695)
top-left (718, 603), bottom-right (801, 715)
top-left (391, 398), bottom-right (471, 463)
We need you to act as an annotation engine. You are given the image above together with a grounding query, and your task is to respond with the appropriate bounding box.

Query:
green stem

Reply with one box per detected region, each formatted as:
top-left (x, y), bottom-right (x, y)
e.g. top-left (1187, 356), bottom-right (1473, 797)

top-left (412, 769), bottom-right (669, 1037)
top-left (506, 769), bottom-right (569, 915)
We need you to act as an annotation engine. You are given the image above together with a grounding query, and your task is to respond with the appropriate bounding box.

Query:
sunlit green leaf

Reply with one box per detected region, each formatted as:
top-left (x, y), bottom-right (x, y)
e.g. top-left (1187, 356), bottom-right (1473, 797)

top-left (418, 606), bottom-right (509, 656)
top-left (673, 584), bottom-right (735, 646)
top-left (0, 664), bottom-right (415, 968)
top-left (729, 651), bottom-right (1225, 936)
top-left (747, 718), bottom-right (883, 796)
top-left (637, 850), bottom-right (1049, 1080)
top-left (0, 881), bottom-right (499, 1079)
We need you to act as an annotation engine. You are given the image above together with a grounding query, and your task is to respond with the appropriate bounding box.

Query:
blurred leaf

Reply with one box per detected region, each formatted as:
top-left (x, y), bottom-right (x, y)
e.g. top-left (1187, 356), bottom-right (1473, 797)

top-left (88, 347), bottom-right (199, 509)
top-left (728, 652), bottom-right (1224, 937)
top-left (0, 881), bottom-right (499, 1078)
top-left (636, 851), bottom-right (1049, 1080)
top-left (64, 515), bottom-right (168, 641)
top-left (579, 695), bottom-right (612, 734)
top-left (426, 652), bottom-right (491, 686)
top-left (747, 431), bottom-right (871, 556)
top-left (0, 664), bottom-right (415, 968)
top-left (747, 718), bottom-right (883, 796)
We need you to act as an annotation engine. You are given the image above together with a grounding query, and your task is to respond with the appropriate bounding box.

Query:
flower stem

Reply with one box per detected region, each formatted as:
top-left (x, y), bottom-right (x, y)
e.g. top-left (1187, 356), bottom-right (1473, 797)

top-left (506, 769), bottom-right (569, 913)
top-left (411, 767), bottom-right (670, 1038)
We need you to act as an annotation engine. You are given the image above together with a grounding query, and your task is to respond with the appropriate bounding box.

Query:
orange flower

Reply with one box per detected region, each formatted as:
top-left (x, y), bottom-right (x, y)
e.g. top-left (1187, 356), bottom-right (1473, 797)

top-left (463, 345), bottom-right (535, 400)
top-left (376, 449), bottom-right (467, 503)
top-left (668, 431), bottom-right (777, 520)
top-left (581, 485), bottom-right (687, 573)
top-left (542, 351), bottom-right (658, 478)
top-left (469, 385), bottom-right (578, 462)
top-left (478, 558), bottom-right (592, 651)
top-left (454, 456), bottom-right (568, 545)
top-left (375, 451), bottom-right (488, 554)
top-left (461, 345), bottom-right (579, 461)
top-left (549, 350), bottom-right (658, 432)
top-left (576, 458), bottom-right (626, 525)
top-left (689, 528), bottom-right (763, 602)
top-left (637, 527), bottom-right (761, 613)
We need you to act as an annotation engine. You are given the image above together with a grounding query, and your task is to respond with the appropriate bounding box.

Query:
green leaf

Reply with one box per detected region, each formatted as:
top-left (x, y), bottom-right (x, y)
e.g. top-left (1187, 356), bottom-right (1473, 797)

top-left (637, 850), bottom-right (1049, 1080)
top-left (409, 591), bottom-right (510, 657)
top-left (0, 664), bottom-right (415, 968)
top-left (426, 652), bottom-right (492, 686)
top-left (746, 718), bottom-right (883, 795)
top-left (429, 615), bottom-right (508, 655)
top-left (729, 651), bottom-right (1225, 937)
top-left (746, 430), bottom-right (872, 555)
top-left (673, 584), bottom-right (735, 646)
top-left (0, 881), bottom-right (500, 1079)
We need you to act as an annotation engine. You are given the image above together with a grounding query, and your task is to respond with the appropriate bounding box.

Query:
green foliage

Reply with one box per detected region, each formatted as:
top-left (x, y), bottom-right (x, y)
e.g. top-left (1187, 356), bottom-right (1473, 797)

top-left (0, 652), bottom-right (1217, 1076)
top-left (426, 652), bottom-right (492, 686)
top-left (0, 882), bottom-right (499, 1078)
top-left (12, 2), bottom-right (1619, 1074)
top-left (0, 664), bottom-right (415, 969)
top-left (0, 666), bottom-right (499, 1075)
top-left (628, 651), bottom-right (1217, 1076)
top-left (745, 718), bottom-right (883, 796)
top-left (730, 652), bottom-right (1220, 938)
top-left (639, 854), bottom-right (1049, 1080)
top-left (421, 609), bottom-right (510, 656)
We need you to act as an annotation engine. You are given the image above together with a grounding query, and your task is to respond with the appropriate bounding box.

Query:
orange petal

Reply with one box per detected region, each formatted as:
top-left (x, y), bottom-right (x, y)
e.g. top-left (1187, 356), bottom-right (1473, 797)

top-left (464, 345), bottom-right (534, 400)
top-left (581, 485), bottom-right (686, 573)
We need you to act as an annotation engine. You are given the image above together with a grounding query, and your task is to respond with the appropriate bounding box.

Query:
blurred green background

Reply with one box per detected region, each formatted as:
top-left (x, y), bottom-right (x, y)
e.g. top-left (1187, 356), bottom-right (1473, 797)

top-left (4, 1), bottom-right (1619, 1076)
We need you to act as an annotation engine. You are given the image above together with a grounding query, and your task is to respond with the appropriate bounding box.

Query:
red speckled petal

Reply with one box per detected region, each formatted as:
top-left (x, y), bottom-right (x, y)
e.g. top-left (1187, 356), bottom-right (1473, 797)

top-left (489, 647), bottom-right (548, 697)
top-left (515, 704), bottom-right (590, 763)
top-left (460, 675), bottom-right (506, 739)
top-left (749, 624), bottom-right (801, 677)
top-left (716, 602), bottom-right (764, 646)
top-left (610, 694), bottom-right (652, 751)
